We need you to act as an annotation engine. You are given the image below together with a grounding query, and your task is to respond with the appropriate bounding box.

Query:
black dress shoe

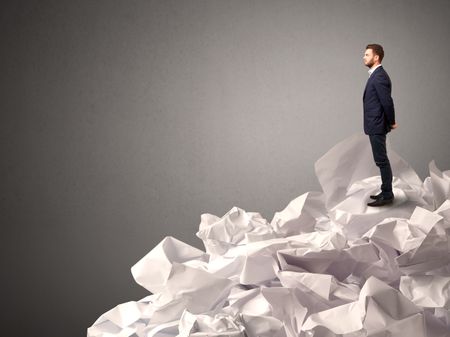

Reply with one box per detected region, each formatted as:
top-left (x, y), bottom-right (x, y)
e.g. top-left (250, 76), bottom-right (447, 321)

top-left (367, 196), bottom-right (394, 207)
top-left (370, 193), bottom-right (382, 200)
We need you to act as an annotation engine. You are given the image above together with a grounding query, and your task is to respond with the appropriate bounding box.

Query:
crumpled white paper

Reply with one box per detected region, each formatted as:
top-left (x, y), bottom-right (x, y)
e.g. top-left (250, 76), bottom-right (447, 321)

top-left (270, 192), bottom-right (327, 236)
top-left (88, 134), bottom-right (450, 337)
top-left (177, 310), bottom-right (246, 337)
top-left (400, 275), bottom-right (450, 309)
top-left (302, 276), bottom-right (426, 336)
top-left (315, 134), bottom-right (435, 240)
top-left (131, 236), bottom-right (209, 294)
top-left (196, 207), bottom-right (276, 256)
top-left (429, 160), bottom-right (450, 209)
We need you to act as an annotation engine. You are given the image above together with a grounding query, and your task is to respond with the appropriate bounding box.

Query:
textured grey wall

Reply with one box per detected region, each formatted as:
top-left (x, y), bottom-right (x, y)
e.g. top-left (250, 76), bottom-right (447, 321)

top-left (2, 1), bottom-right (450, 336)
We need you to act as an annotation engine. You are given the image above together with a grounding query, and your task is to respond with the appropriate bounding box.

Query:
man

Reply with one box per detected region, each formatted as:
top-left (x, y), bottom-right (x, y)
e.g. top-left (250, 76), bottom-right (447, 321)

top-left (363, 44), bottom-right (398, 207)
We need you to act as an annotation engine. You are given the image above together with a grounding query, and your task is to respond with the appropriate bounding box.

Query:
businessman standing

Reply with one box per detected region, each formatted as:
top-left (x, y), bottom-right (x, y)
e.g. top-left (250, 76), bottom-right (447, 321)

top-left (363, 44), bottom-right (398, 206)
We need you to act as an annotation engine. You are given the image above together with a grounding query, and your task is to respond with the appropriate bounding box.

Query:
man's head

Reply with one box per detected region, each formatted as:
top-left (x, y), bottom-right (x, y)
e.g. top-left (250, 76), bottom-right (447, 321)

top-left (364, 44), bottom-right (384, 68)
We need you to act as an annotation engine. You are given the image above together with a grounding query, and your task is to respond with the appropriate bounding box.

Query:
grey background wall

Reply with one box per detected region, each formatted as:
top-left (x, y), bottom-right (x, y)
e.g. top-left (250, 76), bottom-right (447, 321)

top-left (2, 1), bottom-right (449, 336)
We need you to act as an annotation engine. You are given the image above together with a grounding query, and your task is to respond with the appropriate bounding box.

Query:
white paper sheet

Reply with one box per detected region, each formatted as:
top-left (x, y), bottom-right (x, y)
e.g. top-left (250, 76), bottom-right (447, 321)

top-left (429, 160), bottom-right (450, 209)
top-left (400, 275), bottom-right (450, 309)
top-left (177, 310), bottom-right (245, 337)
top-left (302, 276), bottom-right (425, 336)
top-left (197, 207), bottom-right (276, 256)
top-left (131, 236), bottom-right (209, 294)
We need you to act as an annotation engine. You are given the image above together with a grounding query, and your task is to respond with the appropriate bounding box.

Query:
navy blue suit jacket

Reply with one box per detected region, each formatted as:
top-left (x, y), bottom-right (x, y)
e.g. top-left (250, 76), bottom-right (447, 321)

top-left (363, 66), bottom-right (395, 135)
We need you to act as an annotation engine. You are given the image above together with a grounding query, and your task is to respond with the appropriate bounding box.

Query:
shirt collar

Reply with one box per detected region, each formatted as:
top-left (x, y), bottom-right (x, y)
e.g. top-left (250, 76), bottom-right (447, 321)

top-left (368, 64), bottom-right (382, 76)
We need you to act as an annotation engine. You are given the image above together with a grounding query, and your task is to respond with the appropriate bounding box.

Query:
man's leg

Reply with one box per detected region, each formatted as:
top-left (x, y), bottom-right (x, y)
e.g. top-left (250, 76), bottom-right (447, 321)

top-left (369, 134), bottom-right (393, 199)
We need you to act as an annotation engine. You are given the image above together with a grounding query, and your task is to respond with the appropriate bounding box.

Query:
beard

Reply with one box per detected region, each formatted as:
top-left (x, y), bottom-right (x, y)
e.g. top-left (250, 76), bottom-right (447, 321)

top-left (365, 59), bottom-right (375, 68)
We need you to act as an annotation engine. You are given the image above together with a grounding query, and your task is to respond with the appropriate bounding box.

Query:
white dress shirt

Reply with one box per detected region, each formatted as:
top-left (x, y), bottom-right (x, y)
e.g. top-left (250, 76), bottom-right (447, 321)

top-left (368, 64), bottom-right (382, 76)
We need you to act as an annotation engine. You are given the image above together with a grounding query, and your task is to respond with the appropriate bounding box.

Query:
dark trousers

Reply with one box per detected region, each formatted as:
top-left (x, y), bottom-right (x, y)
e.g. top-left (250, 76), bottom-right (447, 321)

top-left (369, 134), bottom-right (393, 198)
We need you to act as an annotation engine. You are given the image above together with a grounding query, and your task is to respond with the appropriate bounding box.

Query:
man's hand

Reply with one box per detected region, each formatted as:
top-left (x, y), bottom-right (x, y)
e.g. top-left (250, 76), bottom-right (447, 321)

top-left (391, 123), bottom-right (398, 130)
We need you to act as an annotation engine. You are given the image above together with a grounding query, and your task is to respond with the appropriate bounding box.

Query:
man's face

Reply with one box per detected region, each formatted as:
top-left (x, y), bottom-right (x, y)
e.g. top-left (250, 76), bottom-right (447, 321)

top-left (363, 48), bottom-right (378, 68)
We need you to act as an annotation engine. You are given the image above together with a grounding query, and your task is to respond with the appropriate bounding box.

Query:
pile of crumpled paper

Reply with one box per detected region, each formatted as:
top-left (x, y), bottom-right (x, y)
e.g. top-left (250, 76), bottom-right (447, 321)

top-left (87, 134), bottom-right (450, 337)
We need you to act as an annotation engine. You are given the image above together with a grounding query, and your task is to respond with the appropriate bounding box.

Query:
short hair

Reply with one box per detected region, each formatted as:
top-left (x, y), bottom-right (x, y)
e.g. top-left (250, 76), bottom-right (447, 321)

top-left (366, 44), bottom-right (384, 62)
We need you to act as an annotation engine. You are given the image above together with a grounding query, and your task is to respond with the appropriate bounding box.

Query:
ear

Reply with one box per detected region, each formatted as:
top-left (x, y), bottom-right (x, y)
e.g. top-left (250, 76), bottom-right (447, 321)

top-left (374, 54), bottom-right (379, 62)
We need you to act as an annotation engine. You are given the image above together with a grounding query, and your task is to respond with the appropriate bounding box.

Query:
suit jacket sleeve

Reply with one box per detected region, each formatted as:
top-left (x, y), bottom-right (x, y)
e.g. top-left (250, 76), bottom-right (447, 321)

top-left (373, 72), bottom-right (396, 126)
